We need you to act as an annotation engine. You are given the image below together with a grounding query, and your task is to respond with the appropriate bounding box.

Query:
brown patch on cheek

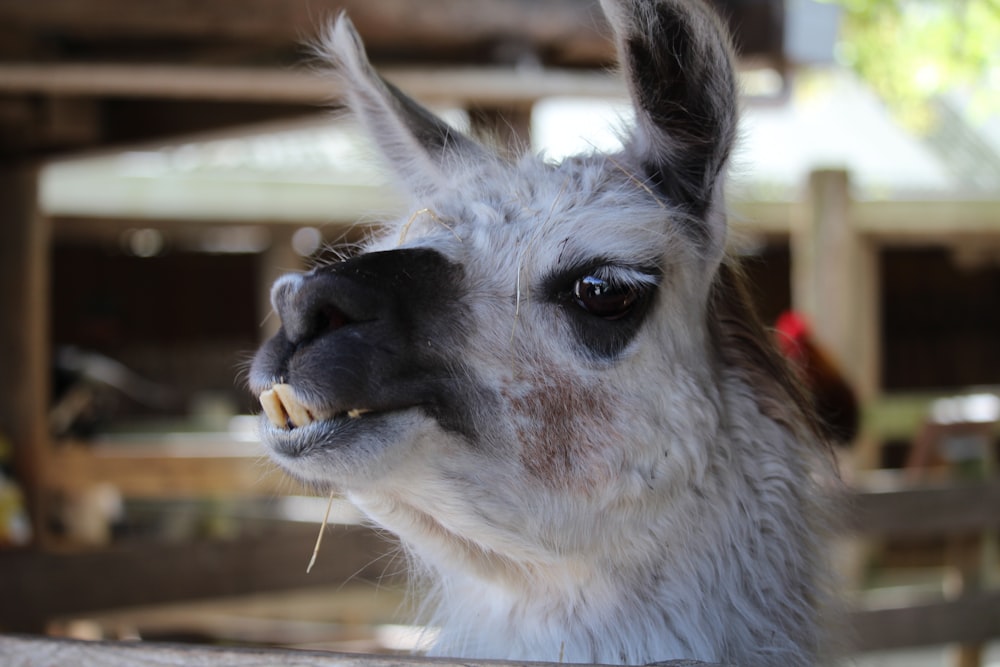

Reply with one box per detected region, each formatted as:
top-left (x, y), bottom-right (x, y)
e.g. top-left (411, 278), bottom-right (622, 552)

top-left (504, 364), bottom-right (621, 490)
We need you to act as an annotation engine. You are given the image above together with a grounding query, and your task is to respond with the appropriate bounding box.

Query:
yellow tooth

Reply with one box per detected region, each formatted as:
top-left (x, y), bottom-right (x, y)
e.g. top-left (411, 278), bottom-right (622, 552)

top-left (273, 383), bottom-right (313, 428)
top-left (346, 408), bottom-right (371, 419)
top-left (260, 388), bottom-right (289, 429)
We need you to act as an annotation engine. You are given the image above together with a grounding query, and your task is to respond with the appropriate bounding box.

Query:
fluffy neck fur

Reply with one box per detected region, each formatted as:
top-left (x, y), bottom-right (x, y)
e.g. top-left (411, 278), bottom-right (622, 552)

top-left (269, 3), bottom-right (841, 663)
top-left (347, 263), bottom-right (835, 667)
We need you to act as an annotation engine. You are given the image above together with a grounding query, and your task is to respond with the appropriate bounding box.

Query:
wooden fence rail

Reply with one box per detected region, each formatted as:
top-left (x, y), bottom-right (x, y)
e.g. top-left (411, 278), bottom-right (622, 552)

top-left (2, 479), bottom-right (999, 661)
top-left (849, 477), bottom-right (1000, 538)
top-left (0, 635), bottom-right (720, 667)
top-left (846, 477), bottom-right (1000, 662)
top-left (850, 590), bottom-right (1000, 652)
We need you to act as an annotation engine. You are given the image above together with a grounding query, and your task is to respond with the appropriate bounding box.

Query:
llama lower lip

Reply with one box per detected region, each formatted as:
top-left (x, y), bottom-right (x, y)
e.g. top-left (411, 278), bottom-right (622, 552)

top-left (259, 410), bottom-right (384, 454)
top-left (258, 409), bottom-right (424, 487)
top-left (259, 383), bottom-right (374, 431)
top-left (260, 408), bottom-right (377, 437)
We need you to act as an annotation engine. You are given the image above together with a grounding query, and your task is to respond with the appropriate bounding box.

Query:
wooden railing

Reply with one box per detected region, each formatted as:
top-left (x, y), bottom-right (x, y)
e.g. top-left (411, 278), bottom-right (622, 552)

top-left (847, 477), bottom-right (1000, 653)
top-left (2, 477), bottom-right (998, 664)
top-left (0, 635), bottom-right (721, 667)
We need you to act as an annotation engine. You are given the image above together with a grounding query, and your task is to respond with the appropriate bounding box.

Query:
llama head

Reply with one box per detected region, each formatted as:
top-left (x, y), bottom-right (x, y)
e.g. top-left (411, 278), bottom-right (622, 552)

top-left (250, 1), bottom-right (829, 663)
top-left (252, 0), bottom-right (737, 540)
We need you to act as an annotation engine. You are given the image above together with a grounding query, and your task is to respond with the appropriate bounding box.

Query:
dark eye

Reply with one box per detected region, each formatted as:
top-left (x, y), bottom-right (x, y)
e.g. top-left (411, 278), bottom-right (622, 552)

top-left (573, 275), bottom-right (639, 320)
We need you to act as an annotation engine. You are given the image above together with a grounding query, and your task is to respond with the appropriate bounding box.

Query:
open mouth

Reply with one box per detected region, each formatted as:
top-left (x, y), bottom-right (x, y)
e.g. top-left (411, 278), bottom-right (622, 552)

top-left (259, 383), bottom-right (371, 430)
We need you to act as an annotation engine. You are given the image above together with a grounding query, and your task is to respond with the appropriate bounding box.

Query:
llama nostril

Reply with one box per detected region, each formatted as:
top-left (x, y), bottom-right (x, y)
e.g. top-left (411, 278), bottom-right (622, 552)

top-left (320, 304), bottom-right (351, 334)
top-left (270, 270), bottom-right (362, 345)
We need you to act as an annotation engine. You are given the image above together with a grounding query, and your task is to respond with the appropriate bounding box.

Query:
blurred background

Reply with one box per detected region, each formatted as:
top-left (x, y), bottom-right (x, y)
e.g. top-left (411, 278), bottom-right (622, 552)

top-left (0, 0), bottom-right (998, 664)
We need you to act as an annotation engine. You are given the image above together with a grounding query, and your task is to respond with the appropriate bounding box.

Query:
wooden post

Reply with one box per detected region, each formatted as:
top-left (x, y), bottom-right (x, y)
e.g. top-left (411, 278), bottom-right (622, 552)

top-left (791, 169), bottom-right (880, 465)
top-left (946, 534), bottom-right (985, 667)
top-left (0, 163), bottom-right (51, 543)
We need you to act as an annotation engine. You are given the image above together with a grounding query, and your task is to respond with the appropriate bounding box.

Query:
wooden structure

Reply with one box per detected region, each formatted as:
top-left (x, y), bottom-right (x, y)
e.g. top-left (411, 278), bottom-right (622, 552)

top-left (0, 0), bottom-right (784, 535)
top-left (0, 636), bottom-right (720, 667)
top-left (0, 525), bottom-right (393, 633)
top-left (0, 478), bottom-right (999, 656)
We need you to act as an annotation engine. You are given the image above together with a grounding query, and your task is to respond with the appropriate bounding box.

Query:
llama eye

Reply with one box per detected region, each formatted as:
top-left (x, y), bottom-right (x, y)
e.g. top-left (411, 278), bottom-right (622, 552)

top-left (573, 275), bottom-right (639, 320)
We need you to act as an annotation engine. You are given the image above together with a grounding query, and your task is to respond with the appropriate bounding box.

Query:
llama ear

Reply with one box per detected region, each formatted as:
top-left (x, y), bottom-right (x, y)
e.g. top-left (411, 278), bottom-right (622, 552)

top-left (319, 16), bottom-right (489, 196)
top-left (601, 0), bottom-right (738, 249)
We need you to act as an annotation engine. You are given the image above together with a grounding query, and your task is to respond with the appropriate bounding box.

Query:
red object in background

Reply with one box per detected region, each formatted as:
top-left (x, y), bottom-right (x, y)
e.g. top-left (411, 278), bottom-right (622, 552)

top-left (775, 311), bottom-right (859, 445)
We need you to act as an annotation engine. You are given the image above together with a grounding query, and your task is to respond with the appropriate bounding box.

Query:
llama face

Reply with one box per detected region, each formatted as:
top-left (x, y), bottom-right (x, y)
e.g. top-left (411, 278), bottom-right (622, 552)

top-left (249, 154), bottom-right (721, 523)
top-left (249, 0), bottom-right (737, 498)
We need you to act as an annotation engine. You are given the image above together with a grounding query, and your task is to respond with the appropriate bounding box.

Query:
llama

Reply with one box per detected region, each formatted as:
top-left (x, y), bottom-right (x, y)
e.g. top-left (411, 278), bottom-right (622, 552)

top-left (249, 0), bottom-right (839, 664)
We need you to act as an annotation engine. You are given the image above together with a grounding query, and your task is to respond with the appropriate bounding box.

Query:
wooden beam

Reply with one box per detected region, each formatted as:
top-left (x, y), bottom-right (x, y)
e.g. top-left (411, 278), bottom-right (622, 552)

top-left (46, 584), bottom-right (407, 647)
top-left (791, 170), bottom-right (880, 402)
top-left (0, 63), bottom-right (626, 106)
top-left (0, 525), bottom-right (396, 632)
top-left (848, 478), bottom-right (1000, 539)
top-left (0, 0), bottom-right (784, 66)
top-left (853, 199), bottom-right (1000, 241)
top-left (42, 441), bottom-right (304, 498)
top-left (731, 198), bottom-right (1000, 243)
top-left (6, 599), bottom-right (1000, 663)
top-left (727, 199), bottom-right (794, 237)
top-left (790, 170), bottom-right (881, 471)
top-left (849, 590), bottom-right (1000, 652)
top-left (41, 442), bottom-right (1000, 535)
top-left (0, 164), bottom-right (50, 542)
top-left (42, 160), bottom-right (404, 224)
top-left (4, 480), bottom-right (999, 647)
top-left (0, 0), bottom-right (613, 65)
top-left (0, 635), bottom-right (722, 667)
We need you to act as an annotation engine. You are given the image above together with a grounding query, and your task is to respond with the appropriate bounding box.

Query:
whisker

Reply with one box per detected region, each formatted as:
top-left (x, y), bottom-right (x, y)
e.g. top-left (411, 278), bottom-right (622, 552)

top-left (510, 179), bottom-right (570, 347)
top-left (398, 208), bottom-right (462, 246)
top-left (607, 155), bottom-right (668, 209)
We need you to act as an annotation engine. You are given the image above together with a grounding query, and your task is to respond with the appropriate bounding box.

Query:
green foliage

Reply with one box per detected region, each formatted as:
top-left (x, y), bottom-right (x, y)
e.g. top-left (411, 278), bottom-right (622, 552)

top-left (829, 0), bottom-right (1000, 130)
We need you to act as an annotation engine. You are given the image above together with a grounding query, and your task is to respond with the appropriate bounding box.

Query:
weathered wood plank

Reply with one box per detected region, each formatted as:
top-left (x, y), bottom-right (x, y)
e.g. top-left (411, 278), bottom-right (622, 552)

top-left (8, 592), bottom-right (1000, 665)
top-left (1, 635), bottom-right (349, 667)
top-left (848, 478), bottom-right (1000, 539)
top-left (42, 441), bottom-right (302, 498)
top-left (4, 480), bottom-right (1000, 651)
top-left (791, 169), bottom-right (880, 404)
top-left (0, 164), bottom-right (50, 540)
top-left (0, 635), bottom-right (722, 667)
top-left (0, 0), bottom-right (614, 65)
top-left (849, 590), bottom-right (1000, 652)
top-left (43, 584), bottom-right (408, 647)
top-left (5, 593), bottom-right (1000, 660)
top-left (0, 525), bottom-right (394, 632)
top-left (0, 0), bottom-right (782, 67)
top-left (853, 200), bottom-right (1000, 241)
top-left (725, 199), bottom-right (1000, 245)
top-left (0, 64), bottom-right (625, 106)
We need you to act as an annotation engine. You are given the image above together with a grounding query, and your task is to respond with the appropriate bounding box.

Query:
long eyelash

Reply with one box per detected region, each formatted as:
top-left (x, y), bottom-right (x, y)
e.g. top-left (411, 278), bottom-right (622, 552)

top-left (589, 265), bottom-right (660, 289)
top-left (544, 263), bottom-right (660, 309)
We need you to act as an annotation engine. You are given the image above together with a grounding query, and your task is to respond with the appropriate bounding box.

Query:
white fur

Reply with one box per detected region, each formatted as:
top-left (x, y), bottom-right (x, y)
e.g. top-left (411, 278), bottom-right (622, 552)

top-left (272, 3), bottom-right (840, 665)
